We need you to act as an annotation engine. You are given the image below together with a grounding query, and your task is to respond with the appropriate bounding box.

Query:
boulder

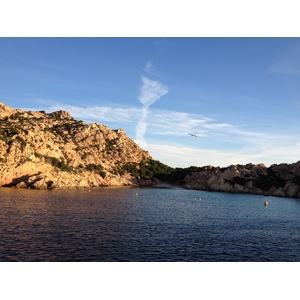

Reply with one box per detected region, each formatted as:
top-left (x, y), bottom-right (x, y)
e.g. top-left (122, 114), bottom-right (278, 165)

top-left (16, 181), bottom-right (27, 188)
top-left (284, 182), bottom-right (299, 198)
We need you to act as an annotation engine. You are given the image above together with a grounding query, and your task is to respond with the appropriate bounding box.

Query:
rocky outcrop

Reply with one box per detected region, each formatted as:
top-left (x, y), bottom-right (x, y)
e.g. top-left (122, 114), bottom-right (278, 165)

top-left (0, 102), bottom-right (17, 118)
top-left (0, 102), bottom-right (152, 189)
top-left (2, 102), bottom-right (300, 198)
top-left (183, 162), bottom-right (300, 198)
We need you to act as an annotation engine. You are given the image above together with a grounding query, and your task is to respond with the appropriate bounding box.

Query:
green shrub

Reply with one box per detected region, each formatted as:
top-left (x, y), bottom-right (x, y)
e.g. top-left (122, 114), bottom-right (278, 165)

top-left (57, 161), bottom-right (73, 172)
top-left (122, 160), bottom-right (175, 180)
top-left (85, 164), bottom-right (106, 178)
top-left (34, 152), bottom-right (43, 158)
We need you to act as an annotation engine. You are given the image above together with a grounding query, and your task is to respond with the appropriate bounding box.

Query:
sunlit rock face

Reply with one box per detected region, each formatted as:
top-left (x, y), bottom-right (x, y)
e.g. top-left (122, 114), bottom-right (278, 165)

top-left (183, 161), bottom-right (300, 198)
top-left (0, 102), bottom-right (152, 189)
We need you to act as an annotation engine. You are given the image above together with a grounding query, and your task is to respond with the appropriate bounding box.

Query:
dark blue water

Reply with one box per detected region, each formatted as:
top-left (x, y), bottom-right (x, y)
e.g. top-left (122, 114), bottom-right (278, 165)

top-left (0, 187), bottom-right (299, 261)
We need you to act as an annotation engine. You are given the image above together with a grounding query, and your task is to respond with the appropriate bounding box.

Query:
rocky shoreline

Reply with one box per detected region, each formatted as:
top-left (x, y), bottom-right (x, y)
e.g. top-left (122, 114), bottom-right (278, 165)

top-left (2, 170), bottom-right (158, 190)
top-left (1, 102), bottom-right (300, 198)
top-left (182, 162), bottom-right (300, 198)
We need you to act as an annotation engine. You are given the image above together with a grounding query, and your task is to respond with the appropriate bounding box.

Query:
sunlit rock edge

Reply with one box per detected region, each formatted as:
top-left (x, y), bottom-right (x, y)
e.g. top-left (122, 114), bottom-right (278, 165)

top-left (1, 102), bottom-right (300, 198)
top-left (0, 102), bottom-right (154, 189)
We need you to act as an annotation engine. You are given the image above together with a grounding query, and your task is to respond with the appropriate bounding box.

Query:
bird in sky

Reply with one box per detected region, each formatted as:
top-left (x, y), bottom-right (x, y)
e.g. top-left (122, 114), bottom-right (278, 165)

top-left (188, 133), bottom-right (198, 137)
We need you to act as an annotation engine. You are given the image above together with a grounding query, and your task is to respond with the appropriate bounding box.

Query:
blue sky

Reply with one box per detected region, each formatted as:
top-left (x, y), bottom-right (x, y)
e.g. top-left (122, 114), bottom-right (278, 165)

top-left (0, 3), bottom-right (299, 292)
top-left (1, 37), bottom-right (300, 167)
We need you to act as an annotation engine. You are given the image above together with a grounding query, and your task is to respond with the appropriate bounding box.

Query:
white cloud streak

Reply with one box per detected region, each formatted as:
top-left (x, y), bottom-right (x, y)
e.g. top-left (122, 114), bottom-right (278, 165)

top-left (146, 143), bottom-right (253, 168)
top-left (135, 76), bottom-right (168, 147)
top-left (143, 62), bottom-right (153, 73)
top-left (139, 76), bottom-right (168, 107)
top-left (146, 134), bottom-right (300, 168)
top-left (40, 103), bottom-right (141, 124)
top-left (143, 61), bottom-right (166, 78)
top-left (135, 108), bottom-right (148, 146)
top-left (27, 99), bottom-right (300, 168)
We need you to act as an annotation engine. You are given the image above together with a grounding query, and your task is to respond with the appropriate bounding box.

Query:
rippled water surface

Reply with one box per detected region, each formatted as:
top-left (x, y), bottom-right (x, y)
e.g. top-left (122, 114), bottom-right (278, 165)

top-left (0, 187), bottom-right (299, 261)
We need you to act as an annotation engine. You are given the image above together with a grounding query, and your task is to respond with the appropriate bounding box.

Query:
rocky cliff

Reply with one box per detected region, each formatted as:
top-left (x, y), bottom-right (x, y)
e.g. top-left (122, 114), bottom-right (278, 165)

top-left (182, 162), bottom-right (300, 198)
top-left (0, 102), bottom-right (153, 189)
top-left (2, 102), bottom-right (300, 198)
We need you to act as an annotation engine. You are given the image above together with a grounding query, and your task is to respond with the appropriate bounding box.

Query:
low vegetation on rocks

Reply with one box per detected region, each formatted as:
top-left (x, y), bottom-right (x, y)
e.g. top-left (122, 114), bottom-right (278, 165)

top-left (0, 102), bottom-right (157, 189)
top-left (1, 102), bottom-right (300, 198)
top-left (180, 163), bottom-right (300, 198)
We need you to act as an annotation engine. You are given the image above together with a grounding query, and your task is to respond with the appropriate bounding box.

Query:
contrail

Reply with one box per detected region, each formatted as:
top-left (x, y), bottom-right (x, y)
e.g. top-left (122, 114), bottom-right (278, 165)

top-left (136, 76), bottom-right (168, 148)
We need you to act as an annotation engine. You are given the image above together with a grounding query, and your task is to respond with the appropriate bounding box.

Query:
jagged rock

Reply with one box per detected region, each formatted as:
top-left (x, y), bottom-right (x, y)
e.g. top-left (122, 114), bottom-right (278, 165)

top-left (33, 179), bottom-right (48, 190)
top-left (183, 162), bottom-right (300, 198)
top-left (49, 110), bottom-right (72, 120)
top-left (222, 165), bottom-right (240, 179)
top-left (2, 102), bottom-right (300, 199)
top-left (0, 102), bottom-right (16, 118)
top-left (271, 187), bottom-right (285, 197)
top-left (283, 182), bottom-right (299, 198)
top-left (16, 181), bottom-right (27, 188)
top-left (0, 102), bottom-right (152, 189)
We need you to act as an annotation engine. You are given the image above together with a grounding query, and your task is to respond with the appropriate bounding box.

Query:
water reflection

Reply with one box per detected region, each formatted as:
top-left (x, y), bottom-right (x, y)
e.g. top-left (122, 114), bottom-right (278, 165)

top-left (0, 187), bottom-right (300, 261)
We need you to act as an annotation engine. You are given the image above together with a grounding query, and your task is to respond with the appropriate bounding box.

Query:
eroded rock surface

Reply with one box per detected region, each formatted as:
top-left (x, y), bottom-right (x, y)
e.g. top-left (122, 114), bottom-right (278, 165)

top-left (0, 102), bottom-right (152, 189)
top-left (183, 162), bottom-right (300, 198)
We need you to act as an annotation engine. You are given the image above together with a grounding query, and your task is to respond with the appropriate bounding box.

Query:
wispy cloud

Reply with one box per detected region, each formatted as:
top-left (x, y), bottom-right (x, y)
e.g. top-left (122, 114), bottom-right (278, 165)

top-left (135, 76), bottom-right (168, 147)
top-left (139, 76), bottom-right (168, 108)
top-left (24, 101), bottom-right (140, 124)
top-left (143, 61), bottom-right (166, 79)
top-left (147, 111), bottom-right (212, 136)
top-left (135, 108), bottom-right (148, 146)
top-left (24, 99), bottom-right (300, 168)
top-left (146, 132), bottom-right (300, 168)
top-left (143, 62), bottom-right (153, 73)
top-left (146, 143), bottom-right (253, 168)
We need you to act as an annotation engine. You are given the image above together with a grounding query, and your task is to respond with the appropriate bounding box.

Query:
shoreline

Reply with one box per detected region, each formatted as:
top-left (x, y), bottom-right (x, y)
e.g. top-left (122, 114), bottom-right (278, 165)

top-left (1, 183), bottom-right (300, 200)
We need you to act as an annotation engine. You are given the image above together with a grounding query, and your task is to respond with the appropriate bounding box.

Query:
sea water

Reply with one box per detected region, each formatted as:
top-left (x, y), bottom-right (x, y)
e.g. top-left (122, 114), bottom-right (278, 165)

top-left (0, 186), bottom-right (299, 261)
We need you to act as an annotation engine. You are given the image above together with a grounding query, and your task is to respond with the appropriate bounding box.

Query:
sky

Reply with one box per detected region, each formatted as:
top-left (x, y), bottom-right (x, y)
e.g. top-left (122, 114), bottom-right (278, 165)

top-left (1, 37), bottom-right (300, 168)
top-left (1, 2), bottom-right (300, 298)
